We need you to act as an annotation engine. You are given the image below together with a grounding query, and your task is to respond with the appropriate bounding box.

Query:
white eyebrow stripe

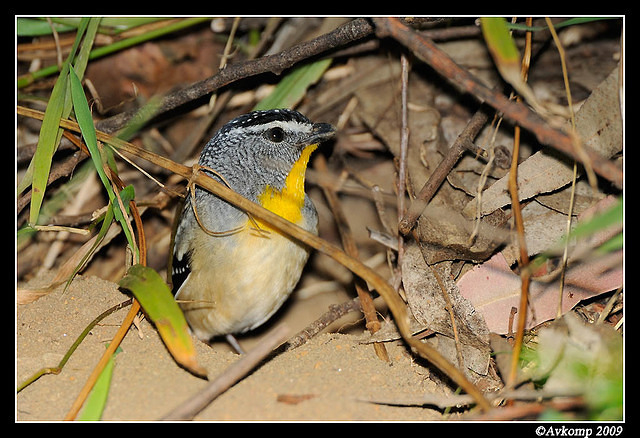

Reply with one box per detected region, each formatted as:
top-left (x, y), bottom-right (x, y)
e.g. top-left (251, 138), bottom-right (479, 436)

top-left (232, 119), bottom-right (312, 134)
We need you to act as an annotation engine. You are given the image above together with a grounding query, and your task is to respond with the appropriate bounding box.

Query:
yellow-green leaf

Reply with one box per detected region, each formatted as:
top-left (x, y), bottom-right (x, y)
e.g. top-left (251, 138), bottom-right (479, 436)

top-left (119, 264), bottom-right (207, 377)
top-left (481, 17), bottom-right (547, 116)
top-left (481, 17), bottom-right (521, 70)
top-left (25, 62), bottom-right (69, 225)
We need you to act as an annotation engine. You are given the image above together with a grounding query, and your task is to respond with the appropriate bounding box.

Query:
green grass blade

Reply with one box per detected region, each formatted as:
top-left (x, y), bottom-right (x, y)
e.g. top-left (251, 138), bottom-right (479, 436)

top-left (530, 196), bottom-right (623, 270)
top-left (26, 63), bottom-right (69, 225)
top-left (253, 58), bottom-right (332, 111)
top-left (119, 265), bottom-right (207, 377)
top-left (568, 196), bottom-right (622, 243)
top-left (72, 17), bottom-right (101, 80)
top-left (17, 17), bottom-right (75, 36)
top-left (22, 17), bottom-right (100, 224)
top-left (506, 17), bottom-right (618, 32)
top-left (69, 65), bottom-right (138, 261)
top-left (78, 346), bottom-right (122, 421)
top-left (115, 94), bottom-right (163, 141)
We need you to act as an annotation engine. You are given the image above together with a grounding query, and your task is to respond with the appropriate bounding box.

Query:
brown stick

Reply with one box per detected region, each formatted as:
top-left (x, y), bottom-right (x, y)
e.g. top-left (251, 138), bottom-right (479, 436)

top-left (161, 324), bottom-right (291, 420)
top-left (285, 298), bottom-right (363, 351)
top-left (398, 104), bottom-right (491, 235)
top-left (95, 18), bottom-right (376, 135)
top-left (315, 155), bottom-right (389, 362)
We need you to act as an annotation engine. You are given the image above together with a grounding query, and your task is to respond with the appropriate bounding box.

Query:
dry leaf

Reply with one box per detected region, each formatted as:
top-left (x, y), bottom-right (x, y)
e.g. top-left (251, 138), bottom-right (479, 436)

top-left (457, 251), bottom-right (622, 334)
top-left (401, 242), bottom-right (491, 377)
top-left (463, 65), bottom-right (621, 219)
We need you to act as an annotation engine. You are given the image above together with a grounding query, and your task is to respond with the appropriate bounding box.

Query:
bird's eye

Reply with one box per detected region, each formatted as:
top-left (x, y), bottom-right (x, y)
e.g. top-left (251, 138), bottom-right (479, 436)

top-left (265, 127), bottom-right (285, 143)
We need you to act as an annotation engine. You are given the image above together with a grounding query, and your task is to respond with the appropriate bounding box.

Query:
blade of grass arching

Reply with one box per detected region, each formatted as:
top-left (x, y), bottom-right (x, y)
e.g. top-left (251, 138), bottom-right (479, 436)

top-left (78, 346), bottom-right (122, 421)
top-left (72, 17), bottom-right (102, 81)
top-left (69, 65), bottom-right (138, 262)
top-left (252, 58), bottom-right (332, 111)
top-left (119, 264), bottom-right (207, 377)
top-left (25, 63), bottom-right (69, 225)
top-left (21, 17), bottom-right (99, 224)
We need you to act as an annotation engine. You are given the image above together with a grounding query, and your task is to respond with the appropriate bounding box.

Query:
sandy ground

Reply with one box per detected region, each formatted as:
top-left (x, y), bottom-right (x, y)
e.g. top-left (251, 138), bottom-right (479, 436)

top-left (17, 273), bottom-right (458, 421)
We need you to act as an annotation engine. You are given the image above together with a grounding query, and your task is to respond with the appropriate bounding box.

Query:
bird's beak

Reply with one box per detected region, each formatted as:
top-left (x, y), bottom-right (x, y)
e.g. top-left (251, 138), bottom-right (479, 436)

top-left (300, 122), bottom-right (336, 147)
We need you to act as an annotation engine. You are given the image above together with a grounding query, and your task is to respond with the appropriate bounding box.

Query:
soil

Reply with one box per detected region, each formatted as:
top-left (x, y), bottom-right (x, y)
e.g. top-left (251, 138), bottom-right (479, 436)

top-left (17, 273), bottom-right (454, 421)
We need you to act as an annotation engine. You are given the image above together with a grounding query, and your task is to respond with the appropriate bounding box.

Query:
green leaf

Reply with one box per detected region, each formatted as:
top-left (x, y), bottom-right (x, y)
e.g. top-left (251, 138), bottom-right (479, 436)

top-left (69, 64), bottom-right (139, 261)
top-left (530, 196), bottom-right (623, 271)
top-left (119, 265), bottom-right (207, 377)
top-left (481, 17), bottom-right (521, 68)
top-left (25, 63), bottom-right (69, 225)
top-left (253, 58), bottom-right (332, 111)
top-left (480, 17), bottom-right (547, 117)
top-left (78, 346), bottom-right (122, 421)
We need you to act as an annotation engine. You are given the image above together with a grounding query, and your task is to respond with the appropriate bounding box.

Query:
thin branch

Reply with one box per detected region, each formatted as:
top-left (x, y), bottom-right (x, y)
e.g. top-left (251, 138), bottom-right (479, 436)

top-left (95, 18), bottom-right (376, 135)
top-left (17, 298), bottom-right (133, 393)
top-left (160, 324), bottom-right (291, 420)
top-left (398, 103), bottom-right (491, 235)
top-left (285, 297), bottom-right (362, 351)
top-left (315, 155), bottom-right (389, 362)
top-left (394, 54), bottom-right (410, 289)
top-left (507, 18), bottom-right (533, 389)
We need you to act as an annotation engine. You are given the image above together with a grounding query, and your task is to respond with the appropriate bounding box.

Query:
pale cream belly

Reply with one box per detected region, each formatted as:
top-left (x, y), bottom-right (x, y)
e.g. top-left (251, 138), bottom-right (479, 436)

top-left (177, 226), bottom-right (310, 341)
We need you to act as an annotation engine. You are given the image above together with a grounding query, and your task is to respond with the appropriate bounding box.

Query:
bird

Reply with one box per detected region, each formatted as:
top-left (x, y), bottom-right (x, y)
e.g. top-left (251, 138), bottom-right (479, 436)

top-left (171, 108), bottom-right (335, 352)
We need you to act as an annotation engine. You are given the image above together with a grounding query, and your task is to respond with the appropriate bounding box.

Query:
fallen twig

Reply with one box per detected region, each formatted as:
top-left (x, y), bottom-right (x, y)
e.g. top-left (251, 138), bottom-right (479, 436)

top-left (16, 298), bottom-right (133, 393)
top-left (398, 104), bottom-right (491, 235)
top-left (315, 155), bottom-right (388, 362)
top-left (160, 324), bottom-right (291, 420)
top-left (284, 297), bottom-right (363, 351)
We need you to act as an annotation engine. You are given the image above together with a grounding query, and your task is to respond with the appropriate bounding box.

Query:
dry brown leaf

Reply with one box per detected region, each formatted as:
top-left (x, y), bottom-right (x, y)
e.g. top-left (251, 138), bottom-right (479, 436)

top-left (457, 250), bottom-right (622, 334)
top-left (463, 65), bottom-right (621, 219)
top-left (401, 242), bottom-right (491, 378)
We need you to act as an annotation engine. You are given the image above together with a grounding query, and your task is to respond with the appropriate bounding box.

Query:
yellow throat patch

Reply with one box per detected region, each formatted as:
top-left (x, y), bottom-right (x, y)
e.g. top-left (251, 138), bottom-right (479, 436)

top-left (257, 144), bottom-right (318, 227)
